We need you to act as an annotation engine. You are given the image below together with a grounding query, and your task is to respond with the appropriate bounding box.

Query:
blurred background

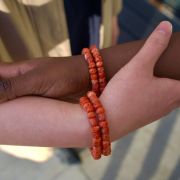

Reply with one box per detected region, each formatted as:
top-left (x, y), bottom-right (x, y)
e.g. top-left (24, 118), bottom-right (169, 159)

top-left (0, 0), bottom-right (180, 179)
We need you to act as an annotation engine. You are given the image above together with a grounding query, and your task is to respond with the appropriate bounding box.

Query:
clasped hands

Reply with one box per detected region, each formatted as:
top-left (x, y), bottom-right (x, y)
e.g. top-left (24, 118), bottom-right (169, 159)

top-left (0, 21), bottom-right (179, 146)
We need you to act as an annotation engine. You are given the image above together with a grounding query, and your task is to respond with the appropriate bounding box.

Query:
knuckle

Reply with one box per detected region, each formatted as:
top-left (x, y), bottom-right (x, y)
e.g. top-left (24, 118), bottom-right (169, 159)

top-left (0, 79), bottom-right (12, 91)
top-left (0, 79), bottom-right (14, 100)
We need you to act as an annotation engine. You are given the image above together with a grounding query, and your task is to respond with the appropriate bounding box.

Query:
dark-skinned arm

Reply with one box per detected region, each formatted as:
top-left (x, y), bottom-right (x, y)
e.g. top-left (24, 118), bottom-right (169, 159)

top-left (0, 32), bottom-right (180, 102)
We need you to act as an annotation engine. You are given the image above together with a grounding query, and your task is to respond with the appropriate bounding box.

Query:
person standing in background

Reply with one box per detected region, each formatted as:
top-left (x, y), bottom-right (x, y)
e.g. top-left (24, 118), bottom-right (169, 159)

top-left (0, 0), bottom-right (122, 61)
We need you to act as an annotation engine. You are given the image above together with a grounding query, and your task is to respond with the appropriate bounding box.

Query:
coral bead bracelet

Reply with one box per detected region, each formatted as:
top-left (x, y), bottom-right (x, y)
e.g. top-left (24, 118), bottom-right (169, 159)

top-left (80, 46), bottom-right (111, 160)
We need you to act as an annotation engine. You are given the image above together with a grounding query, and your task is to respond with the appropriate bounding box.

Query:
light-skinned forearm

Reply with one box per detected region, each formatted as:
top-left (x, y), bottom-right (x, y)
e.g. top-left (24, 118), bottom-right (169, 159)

top-left (0, 97), bottom-right (91, 147)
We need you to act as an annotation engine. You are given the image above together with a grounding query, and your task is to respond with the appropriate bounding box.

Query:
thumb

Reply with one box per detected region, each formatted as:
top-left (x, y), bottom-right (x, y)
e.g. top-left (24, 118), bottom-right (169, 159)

top-left (130, 21), bottom-right (173, 75)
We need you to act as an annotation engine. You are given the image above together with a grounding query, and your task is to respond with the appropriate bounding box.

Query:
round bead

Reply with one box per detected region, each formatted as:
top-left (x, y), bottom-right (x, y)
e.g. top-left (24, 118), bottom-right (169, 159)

top-left (87, 91), bottom-right (96, 98)
top-left (95, 57), bottom-right (102, 63)
top-left (99, 121), bottom-right (108, 128)
top-left (98, 113), bottom-right (106, 121)
top-left (90, 74), bottom-right (98, 80)
top-left (96, 107), bottom-right (105, 114)
top-left (91, 126), bottom-right (100, 133)
top-left (97, 67), bottom-right (104, 73)
top-left (99, 77), bottom-right (106, 83)
top-left (91, 79), bottom-right (99, 84)
top-left (101, 127), bottom-right (109, 134)
top-left (88, 112), bottom-right (96, 118)
top-left (102, 147), bottom-right (111, 156)
top-left (89, 68), bottom-right (97, 74)
top-left (82, 48), bottom-right (89, 54)
top-left (102, 134), bottom-right (110, 141)
top-left (92, 132), bottom-right (100, 139)
top-left (89, 118), bottom-right (98, 126)
top-left (103, 141), bottom-right (111, 148)
top-left (79, 96), bottom-right (88, 102)
top-left (84, 105), bottom-right (94, 113)
top-left (89, 62), bottom-right (96, 68)
top-left (92, 138), bottom-right (102, 147)
top-left (91, 147), bottom-right (101, 160)
top-left (96, 61), bottom-right (103, 67)
top-left (94, 103), bottom-right (101, 109)
top-left (79, 98), bottom-right (89, 106)
top-left (98, 71), bottom-right (105, 78)
top-left (84, 54), bottom-right (91, 60)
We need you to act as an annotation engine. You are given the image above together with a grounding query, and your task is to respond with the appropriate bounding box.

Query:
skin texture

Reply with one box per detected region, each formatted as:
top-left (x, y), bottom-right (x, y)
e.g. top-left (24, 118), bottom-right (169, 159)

top-left (0, 21), bottom-right (179, 147)
top-left (0, 96), bottom-right (91, 147)
top-left (0, 30), bottom-right (180, 102)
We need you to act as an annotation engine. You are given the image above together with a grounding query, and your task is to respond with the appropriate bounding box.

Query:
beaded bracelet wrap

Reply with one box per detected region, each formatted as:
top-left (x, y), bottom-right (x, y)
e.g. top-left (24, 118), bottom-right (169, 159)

top-left (87, 91), bottom-right (111, 156)
top-left (90, 45), bottom-right (107, 93)
top-left (80, 95), bottom-right (102, 160)
top-left (80, 45), bottom-right (111, 160)
top-left (82, 48), bottom-right (100, 96)
top-left (79, 92), bottom-right (111, 160)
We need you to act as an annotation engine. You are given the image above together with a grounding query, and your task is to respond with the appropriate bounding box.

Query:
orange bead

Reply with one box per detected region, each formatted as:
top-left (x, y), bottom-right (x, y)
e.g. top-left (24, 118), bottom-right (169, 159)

top-left (92, 132), bottom-right (100, 139)
top-left (102, 127), bottom-right (109, 134)
top-left (94, 103), bottom-right (101, 109)
top-left (103, 141), bottom-right (110, 148)
top-left (102, 134), bottom-right (110, 141)
top-left (98, 113), bottom-right (106, 121)
top-left (87, 91), bottom-right (96, 98)
top-left (84, 54), bottom-right (91, 60)
top-left (90, 74), bottom-right (98, 80)
top-left (88, 112), bottom-right (96, 118)
top-left (92, 79), bottom-right (99, 85)
top-left (87, 58), bottom-right (94, 65)
top-left (84, 105), bottom-right (94, 113)
top-left (91, 126), bottom-right (100, 133)
top-left (90, 49), bottom-right (98, 54)
top-left (95, 57), bottom-right (102, 63)
top-left (89, 118), bottom-right (98, 126)
top-left (92, 138), bottom-right (102, 147)
top-left (99, 77), bottom-right (106, 83)
top-left (98, 71), bottom-right (105, 78)
top-left (79, 96), bottom-right (87, 102)
top-left (96, 61), bottom-right (103, 67)
top-left (91, 147), bottom-right (101, 160)
top-left (82, 102), bottom-right (90, 107)
top-left (90, 97), bottom-right (99, 103)
top-left (82, 48), bottom-right (89, 54)
top-left (102, 147), bottom-right (111, 156)
top-left (99, 121), bottom-right (108, 128)
top-left (79, 97), bottom-right (89, 106)
top-left (89, 62), bottom-right (96, 68)
top-left (89, 68), bottom-right (97, 74)
top-left (96, 107), bottom-right (105, 114)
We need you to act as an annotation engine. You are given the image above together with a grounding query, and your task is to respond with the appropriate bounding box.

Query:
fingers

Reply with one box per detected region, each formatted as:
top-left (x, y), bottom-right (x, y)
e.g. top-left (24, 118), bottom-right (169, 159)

top-left (130, 21), bottom-right (173, 75)
top-left (0, 70), bottom-right (43, 102)
top-left (0, 59), bottom-right (47, 102)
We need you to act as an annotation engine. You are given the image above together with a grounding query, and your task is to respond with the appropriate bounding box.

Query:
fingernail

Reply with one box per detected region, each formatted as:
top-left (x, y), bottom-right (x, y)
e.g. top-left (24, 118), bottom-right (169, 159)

top-left (156, 21), bottom-right (173, 34)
